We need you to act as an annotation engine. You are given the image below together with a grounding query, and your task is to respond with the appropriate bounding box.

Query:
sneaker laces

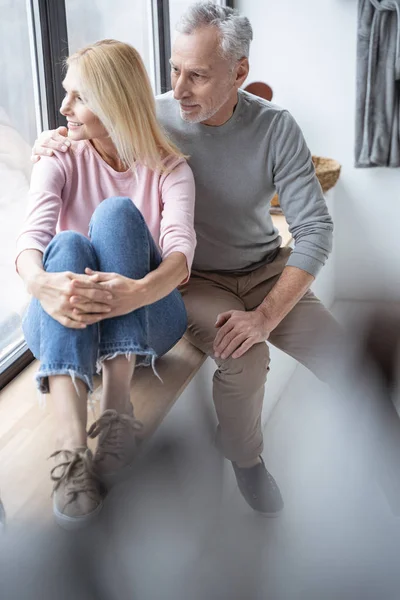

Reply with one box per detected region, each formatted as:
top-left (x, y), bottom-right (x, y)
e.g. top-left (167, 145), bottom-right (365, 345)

top-left (49, 449), bottom-right (100, 508)
top-left (87, 409), bottom-right (143, 462)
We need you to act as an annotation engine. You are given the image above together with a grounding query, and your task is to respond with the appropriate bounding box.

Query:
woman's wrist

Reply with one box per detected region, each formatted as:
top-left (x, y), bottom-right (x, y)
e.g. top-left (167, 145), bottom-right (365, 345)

top-left (139, 254), bottom-right (187, 304)
top-left (132, 277), bottom-right (152, 307)
top-left (26, 270), bottom-right (47, 298)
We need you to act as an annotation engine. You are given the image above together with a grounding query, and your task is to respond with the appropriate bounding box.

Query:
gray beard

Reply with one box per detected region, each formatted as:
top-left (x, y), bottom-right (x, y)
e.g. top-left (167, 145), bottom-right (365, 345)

top-left (178, 98), bottom-right (228, 124)
top-left (179, 107), bottom-right (214, 124)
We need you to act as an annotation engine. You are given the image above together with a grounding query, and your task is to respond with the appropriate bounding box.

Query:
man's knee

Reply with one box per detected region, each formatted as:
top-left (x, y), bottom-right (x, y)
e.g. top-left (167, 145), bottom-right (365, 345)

top-left (216, 342), bottom-right (270, 388)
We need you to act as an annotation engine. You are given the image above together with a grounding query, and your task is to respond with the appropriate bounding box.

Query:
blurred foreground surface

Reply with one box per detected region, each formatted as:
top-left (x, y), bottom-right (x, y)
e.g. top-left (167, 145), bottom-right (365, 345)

top-left (1, 300), bottom-right (400, 600)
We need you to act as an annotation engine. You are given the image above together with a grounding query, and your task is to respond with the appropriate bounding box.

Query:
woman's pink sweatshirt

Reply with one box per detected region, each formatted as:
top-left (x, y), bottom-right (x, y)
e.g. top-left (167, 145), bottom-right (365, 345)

top-left (16, 140), bottom-right (196, 278)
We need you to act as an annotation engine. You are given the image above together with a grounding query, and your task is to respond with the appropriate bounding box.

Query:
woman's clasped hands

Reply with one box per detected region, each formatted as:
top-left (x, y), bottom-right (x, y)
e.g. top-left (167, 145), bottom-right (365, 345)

top-left (34, 268), bottom-right (145, 329)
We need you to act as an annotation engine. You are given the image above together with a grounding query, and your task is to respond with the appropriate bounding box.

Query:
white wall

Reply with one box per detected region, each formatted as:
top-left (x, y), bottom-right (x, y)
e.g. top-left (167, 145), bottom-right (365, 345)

top-left (236, 0), bottom-right (400, 301)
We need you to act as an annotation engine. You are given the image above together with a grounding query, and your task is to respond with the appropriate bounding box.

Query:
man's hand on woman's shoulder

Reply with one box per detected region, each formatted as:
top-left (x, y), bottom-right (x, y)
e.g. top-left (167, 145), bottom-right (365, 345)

top-left (31, 126), bottom-right (71, 162)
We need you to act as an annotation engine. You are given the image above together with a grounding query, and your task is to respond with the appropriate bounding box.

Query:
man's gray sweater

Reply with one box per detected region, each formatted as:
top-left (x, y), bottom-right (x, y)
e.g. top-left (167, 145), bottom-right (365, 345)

top-left (156, 89), bottom-right (333, 277)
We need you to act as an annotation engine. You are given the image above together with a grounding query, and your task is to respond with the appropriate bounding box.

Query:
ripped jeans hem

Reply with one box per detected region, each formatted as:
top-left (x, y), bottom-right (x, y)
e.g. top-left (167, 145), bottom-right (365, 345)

top-left (97, 349), bottom-right (163, 382)
top-left (35, 368), bottom-right (93, 395)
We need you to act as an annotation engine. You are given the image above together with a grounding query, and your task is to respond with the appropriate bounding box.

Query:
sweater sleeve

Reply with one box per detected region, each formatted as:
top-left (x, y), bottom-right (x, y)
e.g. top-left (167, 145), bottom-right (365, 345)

top-left (272, 110), bottom-right (333, 277)
top-left (159, 158), bottom-right (197, 282)
top-left (15, 155), bottom-right (66, 263)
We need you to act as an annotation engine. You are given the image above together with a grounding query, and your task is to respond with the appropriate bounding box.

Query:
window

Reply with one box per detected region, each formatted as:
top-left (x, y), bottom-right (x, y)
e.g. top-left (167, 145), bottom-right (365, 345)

top-left (0, 0), bottom-right (38, 379)
top-left (169, 0), bottom-right (195, 41)
top-left (65, 0), bottom-right (153, 88)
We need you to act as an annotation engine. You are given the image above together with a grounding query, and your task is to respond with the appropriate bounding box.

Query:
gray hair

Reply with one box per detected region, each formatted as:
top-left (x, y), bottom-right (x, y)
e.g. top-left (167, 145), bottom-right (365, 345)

top-left (175, 2), bottom-right (253, 63)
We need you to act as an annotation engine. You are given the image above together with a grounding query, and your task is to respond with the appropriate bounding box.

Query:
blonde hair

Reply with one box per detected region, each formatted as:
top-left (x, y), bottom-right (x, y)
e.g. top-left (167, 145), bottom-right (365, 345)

top-left (66, 39), bottom-right (184, 172)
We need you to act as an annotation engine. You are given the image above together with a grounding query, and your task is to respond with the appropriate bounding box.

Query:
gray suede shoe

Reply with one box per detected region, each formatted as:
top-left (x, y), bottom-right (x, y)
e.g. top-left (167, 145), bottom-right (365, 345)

top-left (232, 457), bottom-right (284, 516)
top-left (50, 447), bottom-right (104, 530)
top-left (88, 409), bottom-right (143, 487)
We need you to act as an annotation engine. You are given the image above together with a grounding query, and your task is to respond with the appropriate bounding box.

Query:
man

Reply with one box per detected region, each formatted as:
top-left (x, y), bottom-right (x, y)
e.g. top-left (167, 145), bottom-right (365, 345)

top-left (32, 2), bottom-right (340, 516)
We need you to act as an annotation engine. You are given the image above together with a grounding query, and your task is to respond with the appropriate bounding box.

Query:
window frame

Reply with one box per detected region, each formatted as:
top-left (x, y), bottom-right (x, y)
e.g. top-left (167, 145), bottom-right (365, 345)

top-left (0, 0), bottom-right (64, 390)
top-left (152, 0), bottom-right (172, 94)
top-left (36, 0), bottom-right (69, 130)
top-left (0, 345), bottom-right (34, 392)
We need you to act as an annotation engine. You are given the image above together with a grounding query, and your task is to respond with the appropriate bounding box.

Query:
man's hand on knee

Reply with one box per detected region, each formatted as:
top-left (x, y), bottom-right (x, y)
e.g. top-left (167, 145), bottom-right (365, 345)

top-left (31, 126), bottom-right (70, 162)
top-left (213, 310), bottom-right (271, 360)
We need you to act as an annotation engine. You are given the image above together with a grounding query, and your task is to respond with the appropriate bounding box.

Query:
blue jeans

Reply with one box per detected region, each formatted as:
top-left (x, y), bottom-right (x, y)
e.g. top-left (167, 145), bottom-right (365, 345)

top-left (23, 197), bottom-right (188, 393)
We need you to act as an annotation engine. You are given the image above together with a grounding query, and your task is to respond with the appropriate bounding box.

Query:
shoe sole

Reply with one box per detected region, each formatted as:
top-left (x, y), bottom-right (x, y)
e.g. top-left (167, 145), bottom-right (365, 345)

top-left (255, 506), bottom-right (284, 518)
top-left (53, 498), bottom-right (103, 531)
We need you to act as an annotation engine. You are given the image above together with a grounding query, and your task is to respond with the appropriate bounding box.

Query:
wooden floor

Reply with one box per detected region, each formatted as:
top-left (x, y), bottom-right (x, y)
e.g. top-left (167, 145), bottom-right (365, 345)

top-left (0, 338), bottom-right (205, 524)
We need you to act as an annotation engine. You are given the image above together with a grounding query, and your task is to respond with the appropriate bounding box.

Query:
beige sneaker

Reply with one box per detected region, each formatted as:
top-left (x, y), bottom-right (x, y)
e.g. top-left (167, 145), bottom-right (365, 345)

top-left (50, 447), bottom-right (104, 530)
top-left (88, 409), bottom-right (142, 487)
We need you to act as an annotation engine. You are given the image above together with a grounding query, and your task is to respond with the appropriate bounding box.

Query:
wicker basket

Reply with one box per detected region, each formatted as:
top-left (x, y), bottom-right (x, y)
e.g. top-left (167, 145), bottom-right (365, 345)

top-left (270, 155), bottom-right (341, 212)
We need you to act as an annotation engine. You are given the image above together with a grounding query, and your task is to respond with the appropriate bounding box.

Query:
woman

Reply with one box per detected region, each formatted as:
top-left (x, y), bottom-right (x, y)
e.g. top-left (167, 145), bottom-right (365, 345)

top-left (16, 39), bottom-right (196, 529)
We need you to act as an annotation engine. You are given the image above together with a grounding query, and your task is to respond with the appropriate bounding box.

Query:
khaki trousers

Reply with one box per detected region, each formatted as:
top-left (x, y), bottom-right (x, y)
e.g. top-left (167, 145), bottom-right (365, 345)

top-left (180, 247), bottom-right (342, 463)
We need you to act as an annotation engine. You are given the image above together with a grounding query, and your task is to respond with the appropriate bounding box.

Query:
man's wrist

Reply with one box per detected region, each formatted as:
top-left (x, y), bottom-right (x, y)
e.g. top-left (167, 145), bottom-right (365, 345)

top-left (255, 303), bottom-right (280, 331)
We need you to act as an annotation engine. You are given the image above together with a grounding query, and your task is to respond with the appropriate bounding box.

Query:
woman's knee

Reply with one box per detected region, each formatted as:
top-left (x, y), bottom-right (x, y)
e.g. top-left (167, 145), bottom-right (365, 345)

top-left (44, 231), bottom-right (97, 271)
top-left (51, 230), bottom-right (91, 250)
top-left (90, 197), bottom-right (144, 232)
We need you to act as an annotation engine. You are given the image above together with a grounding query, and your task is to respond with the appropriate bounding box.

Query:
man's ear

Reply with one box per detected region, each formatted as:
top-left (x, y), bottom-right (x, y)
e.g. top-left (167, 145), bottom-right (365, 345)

top-left (235, 57), bottom-right (249, 89)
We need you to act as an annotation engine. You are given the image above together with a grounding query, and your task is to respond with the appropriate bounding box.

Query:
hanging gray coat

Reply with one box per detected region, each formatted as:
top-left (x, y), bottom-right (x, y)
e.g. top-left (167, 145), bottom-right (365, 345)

top-left (355, 0), bottom-right (400, 167)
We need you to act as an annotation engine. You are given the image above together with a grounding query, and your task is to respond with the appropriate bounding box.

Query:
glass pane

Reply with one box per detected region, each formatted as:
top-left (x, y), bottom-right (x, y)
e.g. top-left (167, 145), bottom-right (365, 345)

top-left (0, 0), bottom-right (36, 365)
top-left (170, 0), bottom-right (193, 39)
top-left (65, 0), bottom-right (152, 86)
